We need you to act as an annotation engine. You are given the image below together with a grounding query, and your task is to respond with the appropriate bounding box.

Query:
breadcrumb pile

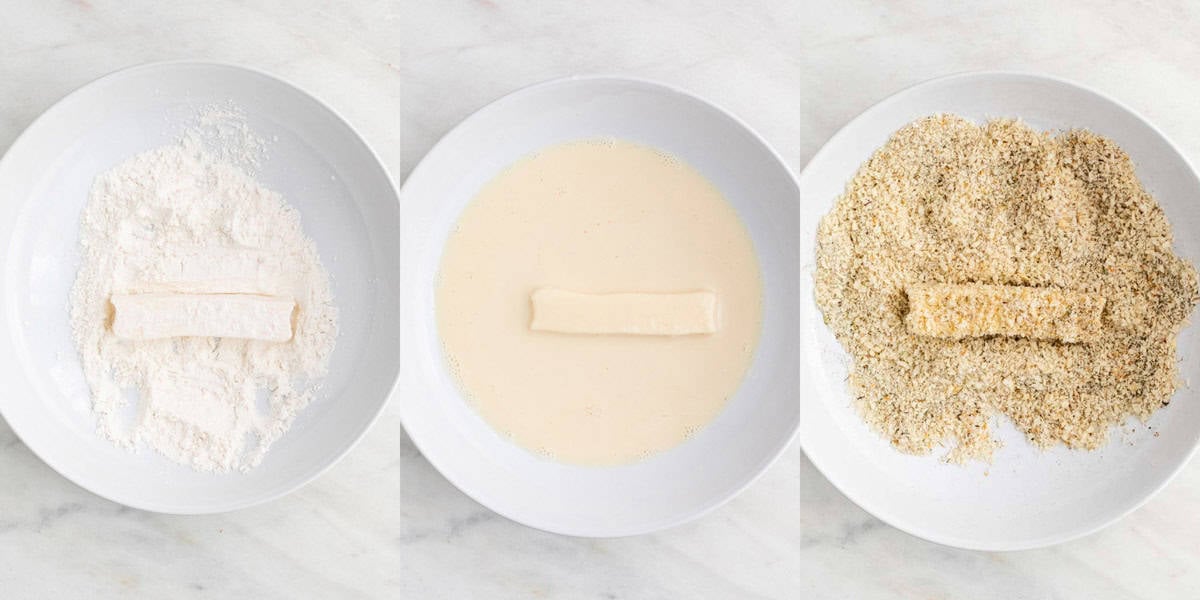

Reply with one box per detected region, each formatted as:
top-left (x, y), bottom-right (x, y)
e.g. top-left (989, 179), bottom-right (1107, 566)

top-left (814, 115), bottom-right (1198, 462)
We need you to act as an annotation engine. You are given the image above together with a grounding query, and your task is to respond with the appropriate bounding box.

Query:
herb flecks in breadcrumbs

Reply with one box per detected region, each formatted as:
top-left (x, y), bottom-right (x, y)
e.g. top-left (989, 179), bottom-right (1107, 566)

top-left (814, 115), bottom-right (1199, 463)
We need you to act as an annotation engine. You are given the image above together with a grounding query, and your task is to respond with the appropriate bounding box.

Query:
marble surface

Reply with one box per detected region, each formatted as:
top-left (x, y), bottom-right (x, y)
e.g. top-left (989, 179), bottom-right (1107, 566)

top-left (0, 1), bottom-right (802, 598)
top-left (0, 2), bottom-right (403, 598)
top-left (796, 2), bottom-right (1200, 598)
top-left (4, 1), bottom-right (1200, 599)
top-left (395, 2), bottom-right (801, 599)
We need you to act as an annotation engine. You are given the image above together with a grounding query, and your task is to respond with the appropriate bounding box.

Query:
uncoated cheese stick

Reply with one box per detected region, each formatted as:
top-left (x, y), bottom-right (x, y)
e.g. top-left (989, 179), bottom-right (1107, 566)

top-left (905, 283), bottom-right (1105, 343)
top-left (530, 288), bottom-right (718, 336)
top-left (111, 293), bottom-right (296, 342)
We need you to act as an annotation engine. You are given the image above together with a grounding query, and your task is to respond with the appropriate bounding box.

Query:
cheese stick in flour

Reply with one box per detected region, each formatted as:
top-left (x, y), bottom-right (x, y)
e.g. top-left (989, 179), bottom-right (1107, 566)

top-left (111, 293), bottom-right (296, 342)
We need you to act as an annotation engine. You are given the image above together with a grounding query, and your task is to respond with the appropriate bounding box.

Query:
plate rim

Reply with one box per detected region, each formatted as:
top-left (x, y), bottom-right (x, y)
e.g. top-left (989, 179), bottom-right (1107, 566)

top-left (797, 70), bottom-right (1200, 551)
top-left (0, 59), bottom-right (401, 514)
top-left (397, 74), bottom-right (802, 537)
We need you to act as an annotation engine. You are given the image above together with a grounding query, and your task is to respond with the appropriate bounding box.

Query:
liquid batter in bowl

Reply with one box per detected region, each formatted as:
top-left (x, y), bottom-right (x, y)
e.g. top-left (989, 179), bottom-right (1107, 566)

top-left (437, 139), bottom-right (763, 465)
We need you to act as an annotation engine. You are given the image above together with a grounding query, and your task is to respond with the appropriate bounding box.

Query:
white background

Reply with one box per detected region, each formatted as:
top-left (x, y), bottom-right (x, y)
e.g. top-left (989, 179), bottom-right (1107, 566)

top-left (1, 1), bottom-right (1198, 598)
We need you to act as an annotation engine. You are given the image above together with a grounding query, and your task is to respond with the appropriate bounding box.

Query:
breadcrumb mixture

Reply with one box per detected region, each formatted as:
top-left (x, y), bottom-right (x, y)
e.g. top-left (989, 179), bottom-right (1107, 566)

top-left (814, 115), bottom-right (1198, 462)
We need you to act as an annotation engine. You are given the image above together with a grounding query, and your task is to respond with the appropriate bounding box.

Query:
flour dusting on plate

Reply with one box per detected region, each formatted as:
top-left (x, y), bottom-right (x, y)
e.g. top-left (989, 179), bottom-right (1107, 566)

top-left (69, 107), bottom-right (338, 472)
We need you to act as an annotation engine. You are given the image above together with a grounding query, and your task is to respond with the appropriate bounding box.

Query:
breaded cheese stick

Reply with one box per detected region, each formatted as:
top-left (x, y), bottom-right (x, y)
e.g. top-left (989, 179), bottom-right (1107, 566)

top-left (905, 283), bottom-right (1105, 343)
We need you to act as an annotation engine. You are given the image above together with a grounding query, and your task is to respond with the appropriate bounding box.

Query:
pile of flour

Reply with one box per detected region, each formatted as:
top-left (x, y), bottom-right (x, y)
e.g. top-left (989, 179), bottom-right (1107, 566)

top-left (69, 107), bottom-right (338, 472)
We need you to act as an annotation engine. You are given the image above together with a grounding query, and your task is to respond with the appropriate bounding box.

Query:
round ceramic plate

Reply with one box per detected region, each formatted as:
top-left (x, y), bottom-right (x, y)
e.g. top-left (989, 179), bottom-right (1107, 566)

top-left (400, 76), bottom-right (800, 537)
top-left (0, 62), bottom-right (400, 513)
top-left (800, 72), bottom-right (1200, 550)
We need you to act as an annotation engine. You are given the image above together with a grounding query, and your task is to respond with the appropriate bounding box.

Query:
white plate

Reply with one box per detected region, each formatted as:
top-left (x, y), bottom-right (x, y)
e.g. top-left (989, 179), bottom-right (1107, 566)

top-left (800, 72), bottom-right (1200, 550)
top-left (399, 77), bottom-right (800, 537)
top-left (0, 62), bottom-right (400, 513)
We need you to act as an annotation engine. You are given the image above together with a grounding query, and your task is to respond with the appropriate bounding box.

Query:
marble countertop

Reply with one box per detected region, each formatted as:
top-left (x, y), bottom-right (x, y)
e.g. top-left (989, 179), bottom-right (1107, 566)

top-left (396, 2), bottom-right (801, 598)
top-left (2, 1), bottom-right (1198, 598)
top-left (0, 2), bottom-right (800, 598)
top-left (0, 2), bottom-right (404, 598)
top-left (795, 2), bottom-right (1200, 598)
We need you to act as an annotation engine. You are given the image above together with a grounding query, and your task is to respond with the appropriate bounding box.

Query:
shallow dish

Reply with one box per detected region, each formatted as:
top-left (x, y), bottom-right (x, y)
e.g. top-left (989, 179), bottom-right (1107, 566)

top-left (0, 62), bottom-right (400, 513)
top-left (399, 76), bottom-right (800, 537)
top-left (799, 72), bottom-right (1200, 550)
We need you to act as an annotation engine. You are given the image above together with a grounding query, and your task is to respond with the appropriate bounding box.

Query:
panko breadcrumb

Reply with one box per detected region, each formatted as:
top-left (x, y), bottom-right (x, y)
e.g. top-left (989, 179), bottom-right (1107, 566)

top-left (814, 115), bottom-right (1199, 463)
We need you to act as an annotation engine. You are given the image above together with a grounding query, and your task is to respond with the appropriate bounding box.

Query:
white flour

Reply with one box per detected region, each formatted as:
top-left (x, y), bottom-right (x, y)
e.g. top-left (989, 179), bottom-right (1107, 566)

top-left (69, 108), bottom-right (338, 472)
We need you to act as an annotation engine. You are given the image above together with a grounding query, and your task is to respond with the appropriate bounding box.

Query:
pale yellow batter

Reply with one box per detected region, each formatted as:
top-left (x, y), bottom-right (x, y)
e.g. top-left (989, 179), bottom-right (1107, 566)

top-left (437, 139), bottom-right (762, 465)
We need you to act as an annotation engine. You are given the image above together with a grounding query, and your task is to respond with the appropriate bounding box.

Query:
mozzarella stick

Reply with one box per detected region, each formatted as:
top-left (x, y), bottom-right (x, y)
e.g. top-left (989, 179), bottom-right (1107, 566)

top-left (111, 293), bottom-right (296, 342)
top-left (905, 283), bottom-right (1105, 343)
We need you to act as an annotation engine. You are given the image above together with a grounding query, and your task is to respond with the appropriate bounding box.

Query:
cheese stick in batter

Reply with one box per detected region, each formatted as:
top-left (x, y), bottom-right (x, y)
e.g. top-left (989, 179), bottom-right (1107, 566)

top-left (111, 293), bottom-right (296, 342)
top-left (530, 288), bottom-right (718, 336)
top-left (905, 283), bottom-right (1105, 343)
